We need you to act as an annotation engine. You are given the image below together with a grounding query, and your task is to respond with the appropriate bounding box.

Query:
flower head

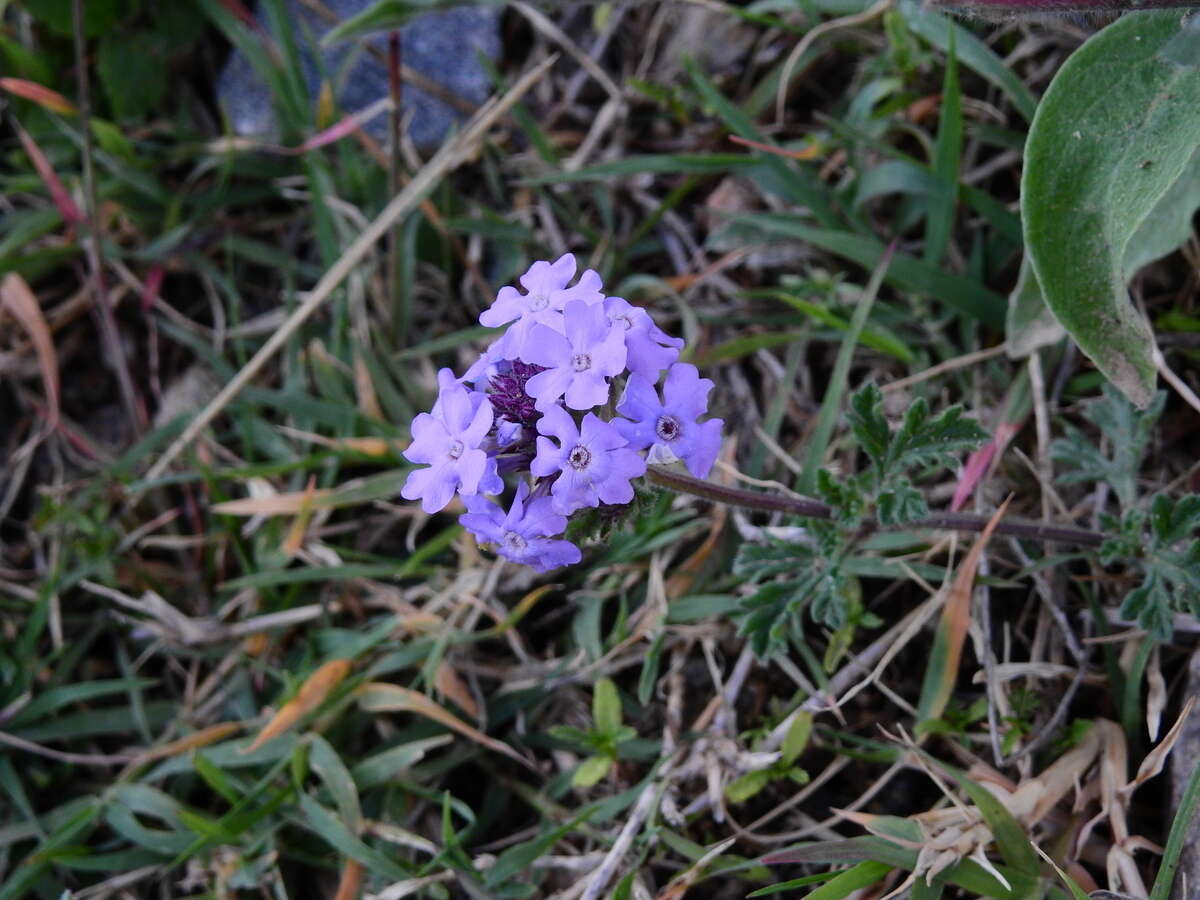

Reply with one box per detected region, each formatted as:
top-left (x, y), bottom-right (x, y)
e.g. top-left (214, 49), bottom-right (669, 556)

top-left (522, 299), bottom-right (627, 411)
top-left (531, 405), bottom-right (646, 514)
top-left (460, 482), bottom-right (581, 572)
top-left (401, 370), bottom-right (500, 513)
top-left (613, 363), bottom-right (723, 478)
top-left (479, 254), bottom-right (603, 358)
top-left (604, 297), bottom-right (683, 381)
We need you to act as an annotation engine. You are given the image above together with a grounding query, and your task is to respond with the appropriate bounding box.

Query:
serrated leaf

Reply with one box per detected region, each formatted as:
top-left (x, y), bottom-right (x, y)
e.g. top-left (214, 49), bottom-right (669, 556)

top-left (1023, 11), bottom-right (1200, 407)
top-left (1120, 570), bottom-right (1175, 641)
top-left (885, 400), bottom-right (988, 477)
top-left (848, 385), bottom-right (889, 471)
top-left (877, 479), bottom-right (929, 525)
top-left (734, 539), bottom-right (814, 581)
top-left (1051, 385), bottom-right (1165, 509)
top-left (1150, 494), bottom-right (1200, 544)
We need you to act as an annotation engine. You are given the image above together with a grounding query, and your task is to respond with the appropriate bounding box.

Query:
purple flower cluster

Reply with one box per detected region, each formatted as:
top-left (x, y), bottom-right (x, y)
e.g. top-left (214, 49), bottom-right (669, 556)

top-left (401, 254), bottom-right (723, 572)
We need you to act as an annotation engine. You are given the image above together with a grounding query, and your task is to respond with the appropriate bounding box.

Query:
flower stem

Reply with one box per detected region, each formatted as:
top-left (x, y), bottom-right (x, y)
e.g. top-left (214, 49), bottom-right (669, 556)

top-left (645, 465), bottom-right (1106, 548)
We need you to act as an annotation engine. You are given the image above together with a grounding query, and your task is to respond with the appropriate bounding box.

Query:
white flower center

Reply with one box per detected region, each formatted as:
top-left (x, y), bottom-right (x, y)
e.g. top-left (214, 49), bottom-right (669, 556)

top-left (447, 439), bottom-right (465, 459)
top-left (529, 293), bottom-right (550, 312)
top-left (655, 415), bottom-right (681, 442)
top-left (567, 445), bottom-right (593, 470)
top-left (502, 531), bottom-right (528, 552)
top-left (571, 353), bottom-right (592, 373)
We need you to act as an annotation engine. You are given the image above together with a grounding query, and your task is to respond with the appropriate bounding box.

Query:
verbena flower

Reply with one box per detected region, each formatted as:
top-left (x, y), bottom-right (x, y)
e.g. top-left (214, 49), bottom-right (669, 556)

top-left (402, 371), bottom-right (499, 513)
top-left (522, 299), bottom-right (626, 412)
top-left (401, 258), bottom-right (723, 571)
top-left (479, 254), bottom-right (603, 358)
top-left (460, 483), bottom-right (581, 572)
top-left (604, 296), bottom-right (683, 380)
top-left (614, 363), bottom-right (723, 478)
top-left (531, 405), bottom-right (647, 514)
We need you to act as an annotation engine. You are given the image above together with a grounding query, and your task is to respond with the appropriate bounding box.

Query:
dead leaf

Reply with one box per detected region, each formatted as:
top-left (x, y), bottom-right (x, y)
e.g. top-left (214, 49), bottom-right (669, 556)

top-left (244, 658), bottom-right (353, 753)
top-left (353, 351), bottom-right (384, 421)
top-left (1146, 644), bottom-right (1165, 740)
top-left (920, 497), bottom-right (1011, 725)
top-left (12, 118), bottom-right (84, 225)
top-left (656, 837), bottom-right (736, 900)
top-left (1, 273), bottom-right (60, 439)
top-left (1123, 695), bottom-right (1195, 800)
top-left (356, 682), bottom-right (533, 769)
top-left (434, 661), bottom-right (480, 721)
top-left (0, 77), bottom-right (77, 114)
top-left (281, 476), bottom-right (318, 558)
top-left (333, 859), bottom-right (363, 900)
top-left (134, 722), bottom-right (242, 764)
top-left (213, 490), bottom-right (334, 517)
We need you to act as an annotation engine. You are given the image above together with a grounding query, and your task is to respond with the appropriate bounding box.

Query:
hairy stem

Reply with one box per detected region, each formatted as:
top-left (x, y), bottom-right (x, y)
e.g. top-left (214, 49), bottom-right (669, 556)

top-left (646, 465), bottom-right (1107, 548)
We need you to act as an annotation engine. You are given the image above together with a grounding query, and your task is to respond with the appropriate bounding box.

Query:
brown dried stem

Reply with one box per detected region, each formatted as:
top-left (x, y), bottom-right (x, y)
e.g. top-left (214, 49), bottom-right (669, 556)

top-left (646, 465), bottom-right (1107, 548)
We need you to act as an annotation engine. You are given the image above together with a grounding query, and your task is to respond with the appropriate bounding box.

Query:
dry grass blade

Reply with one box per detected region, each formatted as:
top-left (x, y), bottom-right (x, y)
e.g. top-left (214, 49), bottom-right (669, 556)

top-left (917, 497), bottom-right (1012, 726)
top-left (0, 76), bottom-right (77, 113)
top-left (356, 682), bottom-right (532, 769)
top-left (334, 858), bottom-right (364, 900)
top-left (12, 118), bottom-right (84, 225)
top-left (1123, 695), bottom-right (1196, 800)
top-left (140, 53), bottom-right (558, 486)
top-left (655, 836), bottom-right (736, 900)
top-left (132, 722), bottom-right (243, 764)
top-left (244, 658), bottom-right (353, 753)
top-left (1, 273), bottom-right (60, 440)
top-left (434, 661), bottom-right (481, 721)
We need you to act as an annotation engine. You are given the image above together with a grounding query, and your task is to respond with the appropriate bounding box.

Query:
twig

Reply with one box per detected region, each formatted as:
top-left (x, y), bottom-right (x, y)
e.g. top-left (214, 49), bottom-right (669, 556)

top-left (882, 345), bottom-right (1008, 394)
top-left (0, 728), bottom-right (132, 766)
top-left (139, 55), bottom-right (558, 488)
top-left (646, 465), bottom-right (1108, 547)
top-left (579, 754), bottom-right (679, 900)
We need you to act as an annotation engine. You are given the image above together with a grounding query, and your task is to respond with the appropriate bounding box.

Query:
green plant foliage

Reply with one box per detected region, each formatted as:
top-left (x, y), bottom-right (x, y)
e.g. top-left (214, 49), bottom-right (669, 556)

top-left (734, 385), bottom-right (987, 658)
top-left (1022, 11), bottom-right (1200, 407)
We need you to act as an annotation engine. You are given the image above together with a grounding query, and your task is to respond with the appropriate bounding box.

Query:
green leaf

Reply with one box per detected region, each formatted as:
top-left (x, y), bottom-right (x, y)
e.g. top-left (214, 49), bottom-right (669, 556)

top-left (97, 31), bottom-right (168, 121)
top-left (925, 31), bottom-right (961, 266)
top-left (1150, 494), bottom-right (1200, 544)
top-left (592, 678), bottom-right (622, 737)
top-left (726, 769), bottom-right (774, 804)
top-left (572, 755), bottom-right (612, 789)
top-left (781, 711), bottom-right (813, 766)
top-left (799, 245), bottom-right (895, 494)
top-left (1022, 11), bottom-right (1200, 407)
top-left (877, 479), bottom-right (929, 526)
top-left (321, 0), bottom-right (494, 45)
top-left (802, 860), bottom-right (892, 900)
top-left (1005, 256), bottom-right (1064, 359)
top-left (1150, 753), bottom-right (1200, 900)
top-left (848, 385), bottom-right (890, 472)
top-left (1050, 385), bottom-right (1165, 509)
top-left (1124, 143), bottom-right (1200, 277)
top-left (1120, 570), bottom-right (1175, 640)
top-left (884, 400), bottom-right (988, 478)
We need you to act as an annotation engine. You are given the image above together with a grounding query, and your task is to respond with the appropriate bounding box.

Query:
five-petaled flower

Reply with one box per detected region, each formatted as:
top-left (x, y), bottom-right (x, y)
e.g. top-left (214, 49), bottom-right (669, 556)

top-left (522, 300), bottom-right (627, 412)
top-left (460, 482), bottom-right (582, 572)
top-left (531, 406), bottom-right (647, 514)
top-left (614, 363), bottom-right (723, 478)
top-left (401, 371), bottom-right (500, 513)
top-left (400, 258), bottom-right (723, 571)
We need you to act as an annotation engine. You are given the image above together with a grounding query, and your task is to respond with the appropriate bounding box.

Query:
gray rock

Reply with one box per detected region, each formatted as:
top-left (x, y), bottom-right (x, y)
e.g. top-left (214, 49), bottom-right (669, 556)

top-left (216, 1), bottom-right (502, 150)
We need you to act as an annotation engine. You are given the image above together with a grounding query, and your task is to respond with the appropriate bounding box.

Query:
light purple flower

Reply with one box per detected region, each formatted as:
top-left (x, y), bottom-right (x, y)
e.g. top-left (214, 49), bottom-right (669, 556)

top-left (522, 300), bottom-right (627, 412)
top-left (460, 483), bottom-right (581, 572)
top-left (603, 297), bottom-right (683, 381)
top-left (402, 371), bottom-right (500, 513)
top-left (613, 363), bottom-right (723, 478)
top-left (531, 406), bottom-right (647, 514)
top-left (479, 254), bottom-right (604, 358)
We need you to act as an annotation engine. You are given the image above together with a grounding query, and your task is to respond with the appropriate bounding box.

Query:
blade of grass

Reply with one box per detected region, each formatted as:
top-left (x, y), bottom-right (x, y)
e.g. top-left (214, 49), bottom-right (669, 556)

top-left (798, 242), bottom-right (896, 494)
